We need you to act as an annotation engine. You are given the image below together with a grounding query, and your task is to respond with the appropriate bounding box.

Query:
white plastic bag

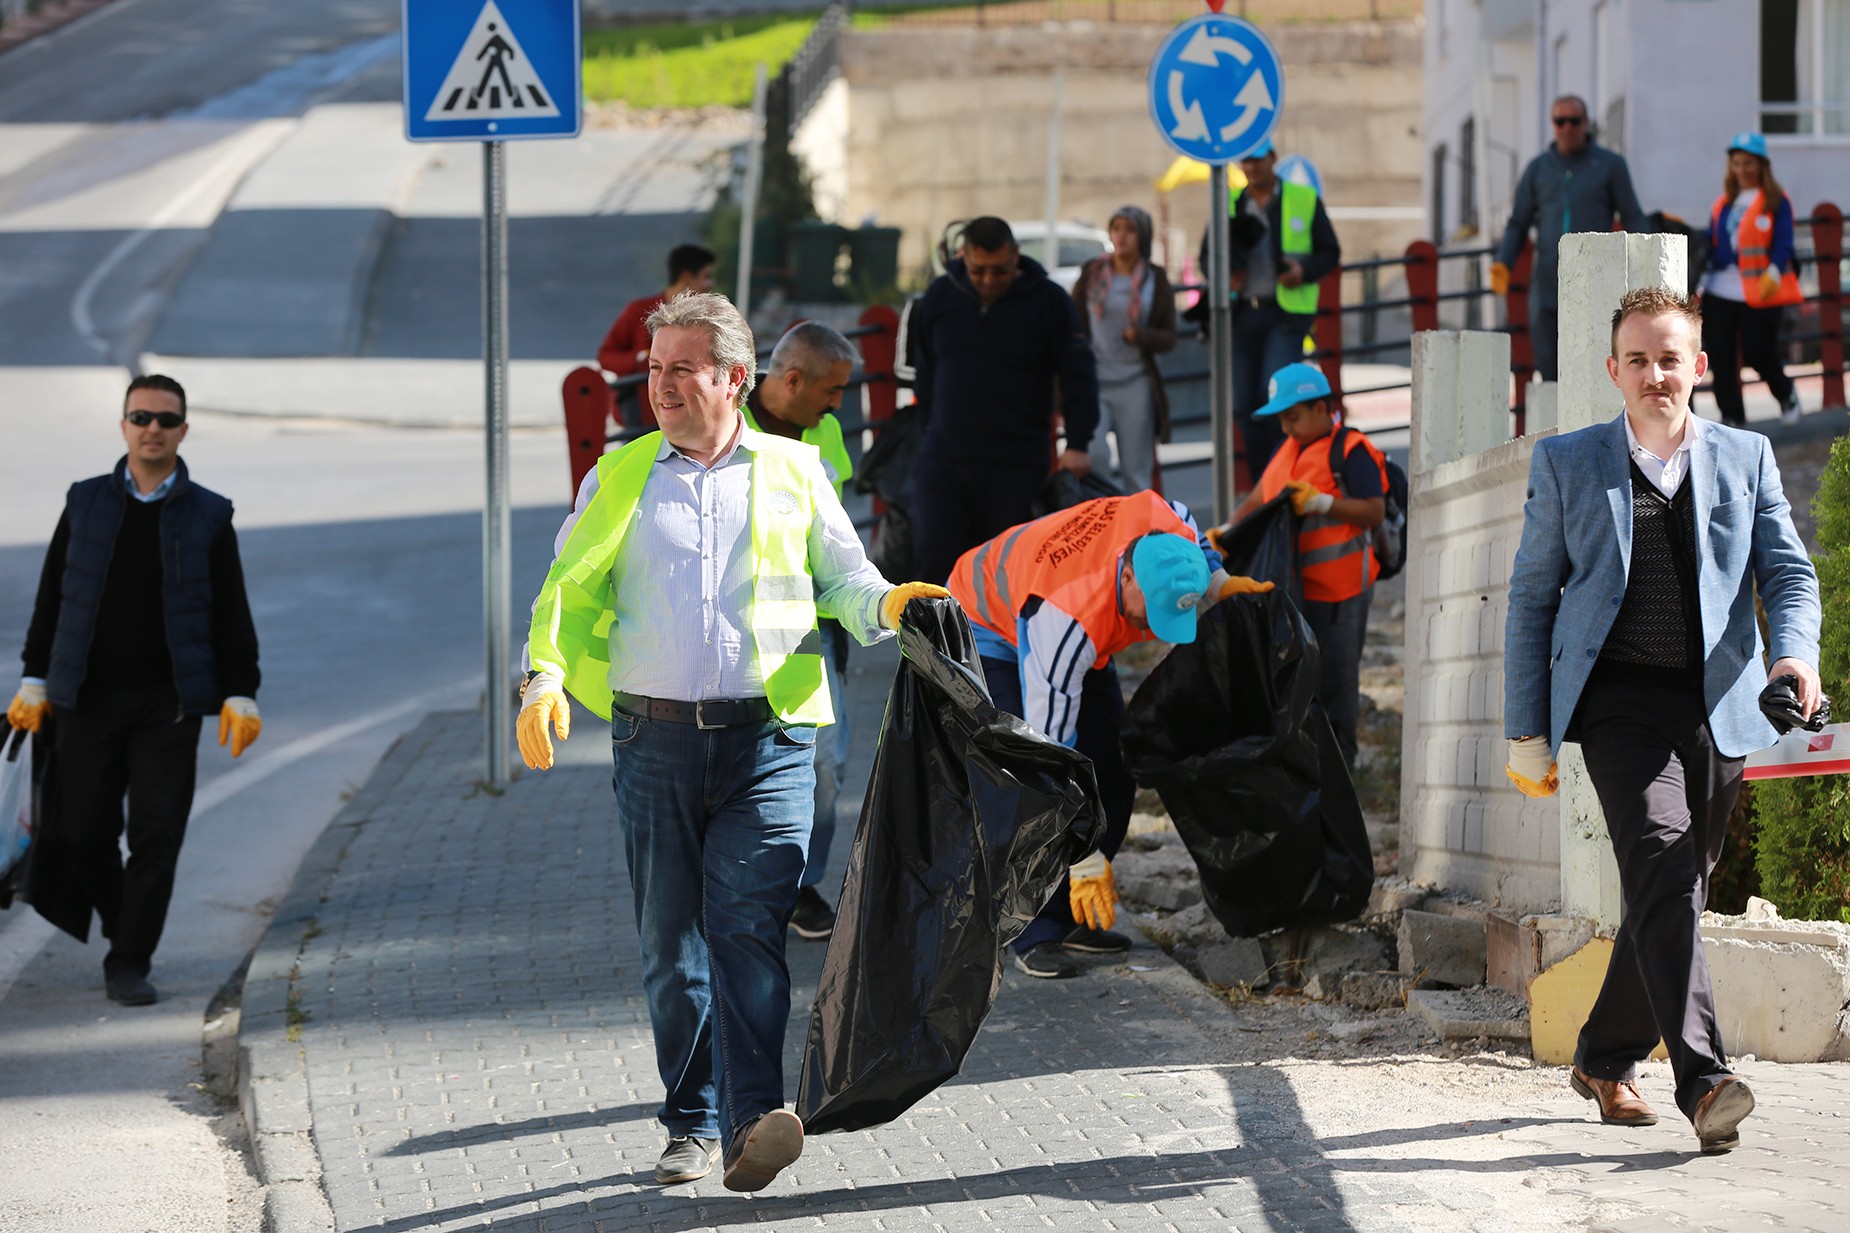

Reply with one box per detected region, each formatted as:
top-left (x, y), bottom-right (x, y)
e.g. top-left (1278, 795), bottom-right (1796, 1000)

top-left (0, 729), bottom-right (33, 889)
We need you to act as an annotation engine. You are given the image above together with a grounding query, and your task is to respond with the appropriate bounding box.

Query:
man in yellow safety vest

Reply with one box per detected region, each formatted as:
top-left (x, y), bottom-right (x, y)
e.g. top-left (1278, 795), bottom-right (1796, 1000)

top-left (518, 292), bottom-right (946, 1194)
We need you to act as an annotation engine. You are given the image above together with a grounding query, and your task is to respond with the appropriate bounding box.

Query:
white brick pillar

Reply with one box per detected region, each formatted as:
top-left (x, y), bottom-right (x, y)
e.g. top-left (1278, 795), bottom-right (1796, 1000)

top-left (1551, 232), bottom-right (1689, 926)
top-left (1412, 330), bottom-right (1512, 471)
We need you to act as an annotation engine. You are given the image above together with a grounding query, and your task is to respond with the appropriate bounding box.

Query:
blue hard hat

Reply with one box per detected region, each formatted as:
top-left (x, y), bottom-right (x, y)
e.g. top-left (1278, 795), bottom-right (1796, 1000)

top-left (1130, 534), bottom-right (1211, 645)
top-left (1240, 138), bottom-right (1276, 160)
top-left (1727, 131), bottom-right (1769, 160)
top-left (1253, 362), bottom-right (1332, 418)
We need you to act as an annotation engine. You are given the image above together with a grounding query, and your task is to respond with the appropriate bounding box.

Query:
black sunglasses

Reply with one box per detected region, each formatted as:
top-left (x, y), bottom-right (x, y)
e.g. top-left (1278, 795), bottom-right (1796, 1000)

top-left (125, 410), bottom-right (185, 428)
top-left (1553, 115), bottom-right (1586, 127)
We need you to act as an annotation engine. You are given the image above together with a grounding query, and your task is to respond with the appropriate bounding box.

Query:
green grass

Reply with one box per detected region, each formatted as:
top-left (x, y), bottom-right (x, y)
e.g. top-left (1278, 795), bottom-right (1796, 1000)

top-left (583, 19), bottom-right (818, 109)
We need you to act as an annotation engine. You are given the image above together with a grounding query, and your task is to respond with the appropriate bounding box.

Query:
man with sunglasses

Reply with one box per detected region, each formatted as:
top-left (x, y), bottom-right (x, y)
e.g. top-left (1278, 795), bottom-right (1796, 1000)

top-left (1491, 95), bottom-right (1650, 381)
top-left (6, 375), bottom-right (261, 1008)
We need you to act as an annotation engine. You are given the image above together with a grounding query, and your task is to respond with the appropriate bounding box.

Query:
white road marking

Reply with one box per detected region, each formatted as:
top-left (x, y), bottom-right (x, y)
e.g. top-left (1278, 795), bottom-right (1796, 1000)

top-left (0, 681), bottom-right (475, 1002)
top-left (67, 118), bottom-right (294, 358)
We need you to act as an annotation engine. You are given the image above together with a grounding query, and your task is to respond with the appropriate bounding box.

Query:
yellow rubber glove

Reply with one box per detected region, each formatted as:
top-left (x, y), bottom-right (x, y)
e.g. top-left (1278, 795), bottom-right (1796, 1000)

top-left (1758, 270), bottom-right (1783, 303)
top-left (1205, 525), bottom-right (1230, 555)
top-left (1505, 735), bottom-right (1559, 798)
top-left (518, 687), bottom-right (571, 771)
top-left (1212, 573), bottom-right (1275, 602)
top-left (217, 697), bottom-right (261, 758)
top-left (1068, 851), bottom-right (1118, 933)
top-left (1286, 478), bottom-right (1335, 517)
top-left (1489, 261), bottom-right (1511, 297)
top-left (6, 682), bottom-right (48, 733)
top-left (882, 581), bottom-right (952, 629)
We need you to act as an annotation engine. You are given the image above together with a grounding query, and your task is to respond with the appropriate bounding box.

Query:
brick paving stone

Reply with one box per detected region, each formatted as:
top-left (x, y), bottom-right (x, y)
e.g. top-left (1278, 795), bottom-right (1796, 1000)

top-left (255, 659), bottom-right (1850, 1233)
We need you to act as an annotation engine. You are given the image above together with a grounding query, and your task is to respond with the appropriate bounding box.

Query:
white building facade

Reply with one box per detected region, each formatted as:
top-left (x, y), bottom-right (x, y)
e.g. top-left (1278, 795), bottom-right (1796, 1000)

top-left (1425, 0), bottom-right (1848, 249)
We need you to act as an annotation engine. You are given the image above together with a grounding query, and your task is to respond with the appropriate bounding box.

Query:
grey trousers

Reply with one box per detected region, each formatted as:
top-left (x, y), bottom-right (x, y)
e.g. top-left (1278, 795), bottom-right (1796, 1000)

top-left (1088, 374), bottom-right (1158, 495)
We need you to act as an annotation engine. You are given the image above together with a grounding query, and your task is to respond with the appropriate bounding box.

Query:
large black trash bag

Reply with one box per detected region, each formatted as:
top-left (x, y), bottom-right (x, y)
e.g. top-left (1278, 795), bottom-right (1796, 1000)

top-left (1212, 490), bottom-right (1301, 607)
top-left (1120, 590), bottom-right (1372, 937)
top-left (797, 597), bottom-right (1105, 1133)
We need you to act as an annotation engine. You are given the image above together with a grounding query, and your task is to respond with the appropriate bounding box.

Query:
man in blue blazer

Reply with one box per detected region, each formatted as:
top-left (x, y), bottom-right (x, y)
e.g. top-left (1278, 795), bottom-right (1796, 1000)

top-left (1505, 287), bottom-right (1821, 1154)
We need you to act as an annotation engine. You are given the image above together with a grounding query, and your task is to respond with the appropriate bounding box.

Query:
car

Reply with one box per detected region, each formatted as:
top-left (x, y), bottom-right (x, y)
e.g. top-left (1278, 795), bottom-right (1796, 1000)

top-left (1007, 220), bottom-right (1112, 292)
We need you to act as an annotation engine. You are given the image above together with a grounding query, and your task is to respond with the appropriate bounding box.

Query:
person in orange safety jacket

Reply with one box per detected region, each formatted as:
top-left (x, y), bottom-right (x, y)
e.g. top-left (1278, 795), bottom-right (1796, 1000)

top-left (1219, 361), bottom-right (1387, 766)
top-left (948, 490), bottom-right (1271, 980)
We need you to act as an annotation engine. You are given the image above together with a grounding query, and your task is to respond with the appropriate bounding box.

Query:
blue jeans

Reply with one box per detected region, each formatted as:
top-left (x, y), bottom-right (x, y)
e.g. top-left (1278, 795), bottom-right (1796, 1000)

top-left (1231, 301), bottom-right (1314, 475)
top-left (610, 708), bottom-right (815, 1145)
top-left (803, 624), bottom-right (851, 890)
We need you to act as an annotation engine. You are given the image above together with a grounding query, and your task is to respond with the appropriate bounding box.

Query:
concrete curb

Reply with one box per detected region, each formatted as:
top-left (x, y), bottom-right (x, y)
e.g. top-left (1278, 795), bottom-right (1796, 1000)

top-left (236, 723), bottom-right (427, 1233)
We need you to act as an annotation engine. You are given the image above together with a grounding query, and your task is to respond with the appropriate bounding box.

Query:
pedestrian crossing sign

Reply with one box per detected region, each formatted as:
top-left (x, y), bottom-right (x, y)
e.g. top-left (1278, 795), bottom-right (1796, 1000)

top-left (403, 0), bottom-right (580, 142)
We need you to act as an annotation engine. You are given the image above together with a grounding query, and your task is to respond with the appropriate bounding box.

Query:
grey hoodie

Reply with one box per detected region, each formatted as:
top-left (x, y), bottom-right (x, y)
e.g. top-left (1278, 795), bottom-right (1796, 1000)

top-left (1495, 141), bottom-right (1650, 305)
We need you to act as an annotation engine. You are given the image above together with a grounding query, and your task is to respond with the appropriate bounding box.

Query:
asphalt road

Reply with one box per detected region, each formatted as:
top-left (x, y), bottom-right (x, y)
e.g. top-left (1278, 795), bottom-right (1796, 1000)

top-left (0, 3), bottom-right (605, 1228)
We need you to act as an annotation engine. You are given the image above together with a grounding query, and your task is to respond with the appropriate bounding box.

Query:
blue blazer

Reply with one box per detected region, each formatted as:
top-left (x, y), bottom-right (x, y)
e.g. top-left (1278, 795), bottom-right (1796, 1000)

top-left (1505, 414), bottom-right (1820, 759)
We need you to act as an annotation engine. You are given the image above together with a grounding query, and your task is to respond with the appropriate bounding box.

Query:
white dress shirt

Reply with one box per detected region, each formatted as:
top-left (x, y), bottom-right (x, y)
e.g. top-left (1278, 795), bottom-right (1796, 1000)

top-left (1622, 410), bottom-right (1703, 499)
top-left (551, 417), bottom-right (892, 702)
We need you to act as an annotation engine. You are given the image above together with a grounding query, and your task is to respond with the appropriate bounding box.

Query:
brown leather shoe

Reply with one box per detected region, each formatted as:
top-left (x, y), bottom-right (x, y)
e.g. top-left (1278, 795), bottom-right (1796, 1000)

top-left (1570, 1067), bottom-right (1659, 1126)
top-left (1692, 1076), bottom-right (1754, 1154)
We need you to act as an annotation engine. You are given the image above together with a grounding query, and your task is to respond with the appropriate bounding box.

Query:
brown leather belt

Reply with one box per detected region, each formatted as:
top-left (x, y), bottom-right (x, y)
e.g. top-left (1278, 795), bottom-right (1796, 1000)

top-left (613, 691), bottom-right (774, 729)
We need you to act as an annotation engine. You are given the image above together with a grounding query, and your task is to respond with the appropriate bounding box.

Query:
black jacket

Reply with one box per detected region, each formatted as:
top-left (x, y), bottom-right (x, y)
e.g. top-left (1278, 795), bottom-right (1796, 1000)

top-left (1197, 186), bottom-right (1343, 315)
top-left (24, 457), bottom-right (259, 716)
top-left (911, 253), bottom-right (1100, 463)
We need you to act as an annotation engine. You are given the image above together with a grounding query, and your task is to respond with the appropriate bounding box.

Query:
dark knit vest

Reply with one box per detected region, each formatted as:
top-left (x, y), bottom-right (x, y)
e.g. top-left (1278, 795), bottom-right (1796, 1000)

top-left (1596, 459), bottom-right (1701, 679)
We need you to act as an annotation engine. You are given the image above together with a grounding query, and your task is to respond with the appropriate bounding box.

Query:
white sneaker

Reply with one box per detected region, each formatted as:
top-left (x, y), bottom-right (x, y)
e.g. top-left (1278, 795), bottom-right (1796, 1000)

top-left (1782, 390), bottom-right (1803, 425)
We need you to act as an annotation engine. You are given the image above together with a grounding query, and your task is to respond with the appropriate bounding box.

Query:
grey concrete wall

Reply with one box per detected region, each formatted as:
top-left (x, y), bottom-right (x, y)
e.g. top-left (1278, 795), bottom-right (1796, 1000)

top-left (817, 21), bottom-right (1426, 284)
top-left (1401, 331), bottom-right (1563, 912)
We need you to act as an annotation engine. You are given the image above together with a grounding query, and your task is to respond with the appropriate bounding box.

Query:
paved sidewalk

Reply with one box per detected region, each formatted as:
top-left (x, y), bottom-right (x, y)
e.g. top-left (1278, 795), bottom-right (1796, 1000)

top-left (240, 641), bottom-right (1850, 1233)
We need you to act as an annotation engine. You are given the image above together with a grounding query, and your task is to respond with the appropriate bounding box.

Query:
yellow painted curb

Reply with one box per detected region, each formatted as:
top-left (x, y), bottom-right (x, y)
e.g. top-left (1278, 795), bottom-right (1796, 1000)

top-left (1527, 938), bottom-right (1666, 1064)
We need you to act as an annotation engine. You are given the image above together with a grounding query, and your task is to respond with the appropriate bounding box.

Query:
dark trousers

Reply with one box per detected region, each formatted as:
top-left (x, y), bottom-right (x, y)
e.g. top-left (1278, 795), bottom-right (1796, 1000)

top-left (1303, 586), bottom-right (1372, 766)
top-left (1231, 301), bottom-right (1313, 475)
top-left (53, 685), bottom-right (201, 978)
top-left (1702, 293), bottom-right (1795, 426)
top-left (909, 451), bottom-right (1049, 585)
top-left (1530, 289), bottom-right (1559, 383)
top-left (980, 656), bottom-right (1136, 952)
top-left (1572, 672), bottom-right (1743, 1120)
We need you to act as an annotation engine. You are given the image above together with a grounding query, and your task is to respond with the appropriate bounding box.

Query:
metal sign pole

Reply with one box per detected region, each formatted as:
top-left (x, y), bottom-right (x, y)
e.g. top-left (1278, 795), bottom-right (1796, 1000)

top-left (738, 63), bottom-right (767, 311)
top-left (1207, 162), bottom-right (1236, 523)
top-left (483, 139), bottom-right (512, 785)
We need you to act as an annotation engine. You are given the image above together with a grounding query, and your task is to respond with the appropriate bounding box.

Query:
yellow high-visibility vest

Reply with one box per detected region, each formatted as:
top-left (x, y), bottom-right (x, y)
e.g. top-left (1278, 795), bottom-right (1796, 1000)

top-left (527, 428), bottom-right (831, 724)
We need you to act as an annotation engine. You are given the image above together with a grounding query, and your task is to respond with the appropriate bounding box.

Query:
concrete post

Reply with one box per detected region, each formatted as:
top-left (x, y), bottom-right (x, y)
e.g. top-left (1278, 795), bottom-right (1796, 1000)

top-left (1411, 330), bottom-right (1512, 472)
top-left (1525, 383), bottom-right (1559, 434)
top-left (1551, 231), bottom-right (1688, 926)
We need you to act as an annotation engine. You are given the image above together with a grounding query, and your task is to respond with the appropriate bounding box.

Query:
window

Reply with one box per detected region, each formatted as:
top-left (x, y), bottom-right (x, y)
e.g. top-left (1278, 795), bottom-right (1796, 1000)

top-left (1432, 143), bottom-right (1448, 242)
top-left (1762, 0), bottom-right (1850, 135)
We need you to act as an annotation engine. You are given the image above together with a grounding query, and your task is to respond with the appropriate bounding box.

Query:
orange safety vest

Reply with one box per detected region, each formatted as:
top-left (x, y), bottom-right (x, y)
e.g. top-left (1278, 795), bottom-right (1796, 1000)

top-left (1713, 190), bottom-right (1803, 309)
top-left (948, 492), bottom-right (1197, 666)
top-left (1259, 429), bottom-right (1387, 603)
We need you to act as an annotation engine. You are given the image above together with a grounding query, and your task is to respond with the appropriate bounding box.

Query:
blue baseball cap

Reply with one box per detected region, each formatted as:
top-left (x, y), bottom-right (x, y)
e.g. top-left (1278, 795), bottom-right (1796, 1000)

top-left (1728, 131), bottom-right (1769, 159)
top-left (1130, 534), bottom-right (1211, 645)
top-left (1253, 362), bottom-right (1332, 418)
top-left (1240, 138), bottom-right (1276, 160)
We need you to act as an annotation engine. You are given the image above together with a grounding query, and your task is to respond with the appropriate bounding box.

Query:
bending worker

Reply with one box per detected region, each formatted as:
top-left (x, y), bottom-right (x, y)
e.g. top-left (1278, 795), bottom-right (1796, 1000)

top-left (1220, 362), bottom-right (1388, 766)
top-left (948, 490), bottom-right (1271, 980)
top-left (518, 292), bottom-right (946, 1195)
top-left (743, 319), bottom-right (861, 941)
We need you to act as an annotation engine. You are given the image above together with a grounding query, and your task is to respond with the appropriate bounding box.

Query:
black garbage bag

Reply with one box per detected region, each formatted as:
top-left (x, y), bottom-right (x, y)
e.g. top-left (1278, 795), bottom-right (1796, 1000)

top-left (1031, 468), bottom-right (1125, 517)
top-left (1120, 589), bottom-right (1372, 937)
top-left (797, 597), bottom-right (1105, 1134)
top-left (1211, 490), bottom-right (1300, 607)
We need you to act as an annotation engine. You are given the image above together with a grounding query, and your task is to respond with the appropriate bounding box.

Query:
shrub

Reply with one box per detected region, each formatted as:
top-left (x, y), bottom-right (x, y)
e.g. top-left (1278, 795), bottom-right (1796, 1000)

top-left (1750, 435), bottom-right (1850, 922)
